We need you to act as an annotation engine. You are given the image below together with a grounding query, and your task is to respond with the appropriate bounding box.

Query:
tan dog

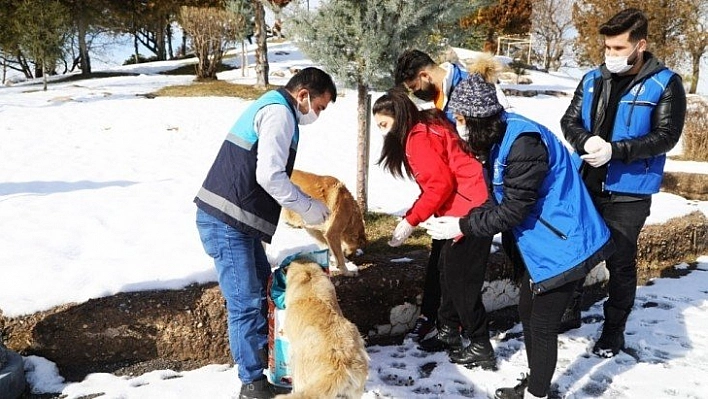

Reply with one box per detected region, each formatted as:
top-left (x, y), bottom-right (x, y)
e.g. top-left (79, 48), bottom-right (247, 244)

top-left (283, 169), bottom-right (366, 275)
top-left (275, 260), bottom-right (369, 399)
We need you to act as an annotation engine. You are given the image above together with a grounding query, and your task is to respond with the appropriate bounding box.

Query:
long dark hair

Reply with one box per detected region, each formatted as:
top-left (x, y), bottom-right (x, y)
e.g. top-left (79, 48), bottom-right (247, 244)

top-left (373, 87), bottom-right (450, 178)
top-left (462, 114), bottom-right (507, 162)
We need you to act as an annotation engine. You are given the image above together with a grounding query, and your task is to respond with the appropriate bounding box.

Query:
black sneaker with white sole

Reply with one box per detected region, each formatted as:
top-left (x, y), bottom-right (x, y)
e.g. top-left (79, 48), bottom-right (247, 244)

top-left (407, 316), bottom-right (437, 342)
top-left (592, 329), bottom-right (625, 358)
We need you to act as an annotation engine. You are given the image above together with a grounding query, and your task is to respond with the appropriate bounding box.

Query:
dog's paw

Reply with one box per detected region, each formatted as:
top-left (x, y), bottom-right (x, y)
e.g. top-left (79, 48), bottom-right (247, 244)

top-left (328, 262), bottom-right (359, 277)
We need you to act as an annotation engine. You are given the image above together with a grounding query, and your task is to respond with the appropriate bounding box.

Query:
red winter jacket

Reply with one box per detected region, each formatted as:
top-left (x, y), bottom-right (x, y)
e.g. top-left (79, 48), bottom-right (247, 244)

top-left (404, 121), bottom-right (488, 226)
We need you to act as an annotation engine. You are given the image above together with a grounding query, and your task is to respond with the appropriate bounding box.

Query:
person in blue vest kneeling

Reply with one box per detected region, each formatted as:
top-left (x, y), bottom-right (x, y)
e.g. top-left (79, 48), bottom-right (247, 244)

top-left (424, 73), bottom-right (614, 399)
top-left (194, 67), bottom-right (337, 399)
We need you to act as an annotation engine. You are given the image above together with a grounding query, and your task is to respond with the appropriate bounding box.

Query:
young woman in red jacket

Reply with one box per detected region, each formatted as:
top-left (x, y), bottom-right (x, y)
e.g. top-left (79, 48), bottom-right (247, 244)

top-left (372, 87), bottom-right (496, 369)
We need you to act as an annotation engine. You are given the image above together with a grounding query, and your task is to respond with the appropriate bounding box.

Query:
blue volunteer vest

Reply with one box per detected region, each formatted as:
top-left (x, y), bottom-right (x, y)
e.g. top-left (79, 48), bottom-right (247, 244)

top-left (491, 113), bottom-right (610, 286)
top-left (580, 68), bottom-right (675, 194)
top-left (194, 89), bottom-right (299, 243)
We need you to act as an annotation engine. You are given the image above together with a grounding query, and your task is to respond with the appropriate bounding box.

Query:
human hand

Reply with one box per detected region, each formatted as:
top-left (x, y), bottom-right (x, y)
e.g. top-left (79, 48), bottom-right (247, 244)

top-left (581, 136), bottom-right (612, 167)
top-left (300, 198), bottom-right (330, 225)
top-left (388, 219), bottom-right (414, 247)
top-left (424, 216), bottom-right (463, 240)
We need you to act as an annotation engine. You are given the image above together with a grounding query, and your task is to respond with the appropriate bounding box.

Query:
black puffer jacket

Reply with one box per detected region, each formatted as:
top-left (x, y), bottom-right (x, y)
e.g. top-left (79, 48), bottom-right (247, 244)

top-left (561, 53), bottom-right (686, 164)
top-left (462, 134), bottom-right (548, 238)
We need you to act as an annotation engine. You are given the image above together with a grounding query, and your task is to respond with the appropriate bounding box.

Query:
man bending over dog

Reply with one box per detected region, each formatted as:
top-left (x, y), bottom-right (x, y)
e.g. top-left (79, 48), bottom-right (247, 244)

top-left (194, 67), bottom-right (337, 399)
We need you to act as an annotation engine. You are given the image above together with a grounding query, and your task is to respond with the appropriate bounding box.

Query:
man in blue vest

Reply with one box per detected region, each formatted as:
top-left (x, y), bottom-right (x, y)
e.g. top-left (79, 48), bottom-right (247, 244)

top-left (195, 67), bottom-right (337, 399)
top-left (560, 8), bottom-right (686, 358)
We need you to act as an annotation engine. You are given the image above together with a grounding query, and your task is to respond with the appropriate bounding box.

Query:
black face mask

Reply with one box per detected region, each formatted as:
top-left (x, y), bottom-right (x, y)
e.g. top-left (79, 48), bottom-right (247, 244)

top-left (413, 86), bottom-right (436, 102)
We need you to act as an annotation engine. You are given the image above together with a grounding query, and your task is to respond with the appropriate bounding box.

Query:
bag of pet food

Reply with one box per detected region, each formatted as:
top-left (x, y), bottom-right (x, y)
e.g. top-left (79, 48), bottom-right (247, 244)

top-left (266, 249), bottom-right (329, 389)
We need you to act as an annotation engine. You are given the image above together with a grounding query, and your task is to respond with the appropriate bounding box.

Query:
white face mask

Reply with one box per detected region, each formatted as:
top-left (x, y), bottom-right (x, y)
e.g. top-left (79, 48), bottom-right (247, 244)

top-left (605, 44), bottom-right (638, 74)
top-left (296, 94), bottom-right (318, 125)
top-left (456, 124), bottom-right (469, 140)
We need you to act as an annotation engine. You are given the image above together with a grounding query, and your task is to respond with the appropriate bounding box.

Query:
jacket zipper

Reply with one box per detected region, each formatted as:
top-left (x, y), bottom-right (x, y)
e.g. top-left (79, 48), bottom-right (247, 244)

top-left (538, 216), bottom-right (568, 240)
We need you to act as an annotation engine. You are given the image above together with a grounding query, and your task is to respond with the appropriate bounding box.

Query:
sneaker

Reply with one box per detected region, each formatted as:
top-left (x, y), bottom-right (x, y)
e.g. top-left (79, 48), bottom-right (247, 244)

top-left (407, 316), bottom-right (437, 342)
top-left (494, 373), bottom-right (528, 399)
top-left (239, 376), bottom-right (275, 399)
top-left (592, 329), bottom-right (625, 358)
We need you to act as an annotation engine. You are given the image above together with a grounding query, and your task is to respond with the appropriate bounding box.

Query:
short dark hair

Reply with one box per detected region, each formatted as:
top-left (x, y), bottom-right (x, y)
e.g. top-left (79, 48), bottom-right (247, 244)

top-left (394, 49), bottom-right (436, 86)
top-left (285, 67), bottom-right (337, 102)
top-left (599, 8), bottom-right (648, 42)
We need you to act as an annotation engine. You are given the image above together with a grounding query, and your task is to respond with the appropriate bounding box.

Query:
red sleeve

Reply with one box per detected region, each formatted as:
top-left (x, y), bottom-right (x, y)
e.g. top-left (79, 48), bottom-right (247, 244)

top-left (404, 125), bottom-right (455, 226)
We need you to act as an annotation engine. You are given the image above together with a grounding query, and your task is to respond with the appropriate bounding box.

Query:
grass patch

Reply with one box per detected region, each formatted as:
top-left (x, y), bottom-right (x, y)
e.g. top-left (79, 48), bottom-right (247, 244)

top-left (363, 211), bottom-right (431, 257)
top-left (152, 81), bottom-right (278, 99)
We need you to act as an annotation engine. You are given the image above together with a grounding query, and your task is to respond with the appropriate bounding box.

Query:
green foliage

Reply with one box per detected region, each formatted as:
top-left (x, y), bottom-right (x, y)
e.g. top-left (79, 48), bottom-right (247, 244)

top-left (226, 0), bottom-right (255, 40)
top-left (284, 0), bottom-right (485, 91)
top-left (14, 0), bottom-right (71, 73)
top-left (122, 53), bottom-right (159, 65)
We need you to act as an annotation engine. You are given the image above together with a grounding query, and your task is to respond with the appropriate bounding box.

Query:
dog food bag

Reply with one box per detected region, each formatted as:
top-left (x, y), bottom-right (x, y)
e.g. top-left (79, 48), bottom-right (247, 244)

top-left (266, 249), bottom-right (329, 389)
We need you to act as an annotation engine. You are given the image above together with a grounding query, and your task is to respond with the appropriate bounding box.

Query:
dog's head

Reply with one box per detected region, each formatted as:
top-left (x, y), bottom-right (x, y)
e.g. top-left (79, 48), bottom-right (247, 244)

top-left (341, 205), bottom-right (367, 257)
top-left (285, 259), bottom-right (333, 304)
top-left (285, 260), bottom-right (326, 291)
top-left (341, 224), bottom-right (366, 257)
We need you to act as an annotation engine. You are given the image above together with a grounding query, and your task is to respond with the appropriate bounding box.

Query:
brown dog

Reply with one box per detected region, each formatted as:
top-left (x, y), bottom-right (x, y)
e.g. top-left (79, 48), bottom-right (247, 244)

top-left (282, 169), bottom-right (366, 275)
top-left (275, 260), bottom-right (369, 399)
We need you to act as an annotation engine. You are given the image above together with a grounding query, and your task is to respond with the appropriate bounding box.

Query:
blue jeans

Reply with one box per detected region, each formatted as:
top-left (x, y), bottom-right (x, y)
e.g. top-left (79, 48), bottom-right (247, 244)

top-left (196, 208), bottom-right (271, 383)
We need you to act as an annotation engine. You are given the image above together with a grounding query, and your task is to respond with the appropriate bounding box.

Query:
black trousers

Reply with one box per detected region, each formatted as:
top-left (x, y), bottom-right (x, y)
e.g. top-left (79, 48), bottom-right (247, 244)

top-left (437, 235), bottom-right (493, 340)
top-left (519, 270), bottom-right (577, 397)
top-left (592, 195), bottom-right (651, 329)
top-left (419, 239), bottom-right (445, 322)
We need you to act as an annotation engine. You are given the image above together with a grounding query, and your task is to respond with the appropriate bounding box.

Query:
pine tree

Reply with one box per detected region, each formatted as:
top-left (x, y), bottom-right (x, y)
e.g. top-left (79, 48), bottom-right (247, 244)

top-left (286, 0), bottom-right (483, 211)
top-left (14, 0), bottom-right (71, 91)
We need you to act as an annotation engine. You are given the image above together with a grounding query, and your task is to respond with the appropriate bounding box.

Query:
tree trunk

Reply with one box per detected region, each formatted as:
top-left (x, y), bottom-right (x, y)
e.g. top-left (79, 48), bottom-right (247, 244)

top-left (690, 53), bottom-right (700, 94)
top-left (167, 24), bottom-right (174, 59)
top-left (42, 64), bottom-right (47, 91)
top-left (134, 34), bottom-right (140, 64)
top-left (356, 82), bottom-right (370, 214)
top-left (156, 22), bottom-right (167, 61)
top-left (253, 0), bottom-right (269, 88)
top-left (78, 16), bottom-right (91, 75)
top-left (241, 41), bottom-right (247, 77)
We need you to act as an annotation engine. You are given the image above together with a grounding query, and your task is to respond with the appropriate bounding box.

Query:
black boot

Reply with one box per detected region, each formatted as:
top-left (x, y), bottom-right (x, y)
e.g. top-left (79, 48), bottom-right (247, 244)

top-left (239, 376), bottom-right (275, 399)
top-left (418, 323), bottom-right (462, 352)
top-left (448, 337), bottom-right (496, 370)
top-left (592, 304), bottom-right (629, 358)
top-left (494, 373), bottom-right (528, 399)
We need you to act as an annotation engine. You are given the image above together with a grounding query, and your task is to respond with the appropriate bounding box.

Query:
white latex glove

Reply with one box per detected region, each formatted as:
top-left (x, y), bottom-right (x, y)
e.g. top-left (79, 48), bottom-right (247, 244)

top-left (425, 216), bottom-right (463, 240)
top-left (300, 198), bottom-right (330, 226)
top-left (581, 136), bottom-right (612, 167)
top-left (388, 219), bottom-right (414, 247)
